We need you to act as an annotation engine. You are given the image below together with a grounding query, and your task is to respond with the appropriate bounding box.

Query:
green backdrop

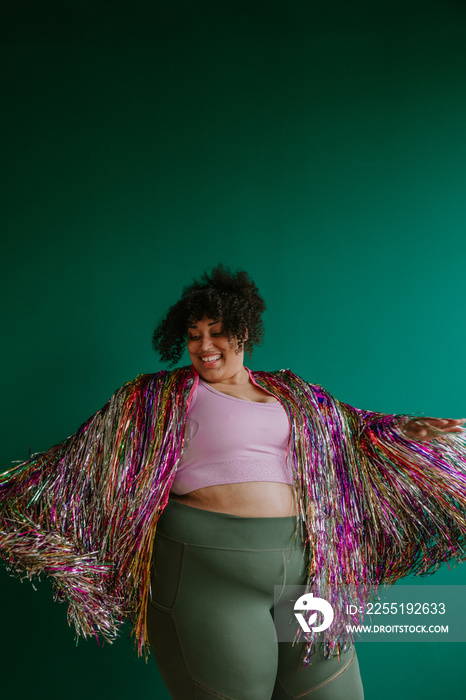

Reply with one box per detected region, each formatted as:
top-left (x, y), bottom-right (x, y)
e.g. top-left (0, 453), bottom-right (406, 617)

top-left (2, 1), bottom-right (466, 698)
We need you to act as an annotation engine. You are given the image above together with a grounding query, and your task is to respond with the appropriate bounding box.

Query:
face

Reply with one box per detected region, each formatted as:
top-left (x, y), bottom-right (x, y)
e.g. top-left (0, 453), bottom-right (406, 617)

top-left (187, 317), bottom-right (245, 382)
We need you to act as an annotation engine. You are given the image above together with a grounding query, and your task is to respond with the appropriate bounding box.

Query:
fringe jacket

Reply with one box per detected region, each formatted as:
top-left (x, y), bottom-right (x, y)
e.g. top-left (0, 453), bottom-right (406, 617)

top-left (1, 366), bottom-right (466, 662)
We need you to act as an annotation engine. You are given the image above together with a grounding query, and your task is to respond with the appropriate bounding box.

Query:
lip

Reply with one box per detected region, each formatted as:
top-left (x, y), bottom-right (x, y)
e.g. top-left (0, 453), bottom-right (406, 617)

top-left (199, 354), bottom-right (222, 367)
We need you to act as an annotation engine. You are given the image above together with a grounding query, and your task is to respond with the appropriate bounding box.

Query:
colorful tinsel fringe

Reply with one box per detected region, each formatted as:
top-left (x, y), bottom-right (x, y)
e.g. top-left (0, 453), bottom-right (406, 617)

top-left (1, 367), bottom-right (466, 666)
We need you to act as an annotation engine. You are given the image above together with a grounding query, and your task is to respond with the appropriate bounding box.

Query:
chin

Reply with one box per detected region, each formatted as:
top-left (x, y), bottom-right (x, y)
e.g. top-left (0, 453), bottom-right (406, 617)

top-left (195, 360), bottom-right (223, 374)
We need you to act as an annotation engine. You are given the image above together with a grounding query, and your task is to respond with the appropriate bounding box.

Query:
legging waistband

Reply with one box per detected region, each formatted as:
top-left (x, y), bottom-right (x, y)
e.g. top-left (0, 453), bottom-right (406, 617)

top-left (156, 498), bottom-right (307, 550)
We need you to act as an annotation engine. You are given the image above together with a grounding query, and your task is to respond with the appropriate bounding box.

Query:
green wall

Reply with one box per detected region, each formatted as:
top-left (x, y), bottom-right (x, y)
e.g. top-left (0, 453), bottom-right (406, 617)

top-left (2, 1), bottom-right (466, 697)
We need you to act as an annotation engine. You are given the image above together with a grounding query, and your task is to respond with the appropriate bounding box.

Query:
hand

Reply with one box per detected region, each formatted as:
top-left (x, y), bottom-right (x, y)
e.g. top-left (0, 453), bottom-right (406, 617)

top-left (402, 417), bottom-right (466, 441)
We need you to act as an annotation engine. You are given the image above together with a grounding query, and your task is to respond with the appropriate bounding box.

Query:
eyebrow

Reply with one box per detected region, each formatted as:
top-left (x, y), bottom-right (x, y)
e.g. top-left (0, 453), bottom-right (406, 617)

top-left (188, 319), bottom-right (221, 329)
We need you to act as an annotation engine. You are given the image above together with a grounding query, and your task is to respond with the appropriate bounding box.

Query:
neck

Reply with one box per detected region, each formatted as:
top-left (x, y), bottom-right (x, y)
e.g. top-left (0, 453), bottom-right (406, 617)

top-left (198, 366), bottom-right (249, 386)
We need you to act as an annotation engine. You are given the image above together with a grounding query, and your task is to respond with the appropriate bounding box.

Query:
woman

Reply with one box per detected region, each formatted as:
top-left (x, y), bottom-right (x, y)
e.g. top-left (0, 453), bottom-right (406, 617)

top-left (1, 265), bottom-right (466, 700)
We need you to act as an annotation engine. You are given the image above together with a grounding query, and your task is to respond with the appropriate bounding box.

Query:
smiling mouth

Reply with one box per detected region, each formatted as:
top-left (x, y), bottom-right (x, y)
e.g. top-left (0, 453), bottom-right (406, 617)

top-left (200, 355), bottom-right (221, 363)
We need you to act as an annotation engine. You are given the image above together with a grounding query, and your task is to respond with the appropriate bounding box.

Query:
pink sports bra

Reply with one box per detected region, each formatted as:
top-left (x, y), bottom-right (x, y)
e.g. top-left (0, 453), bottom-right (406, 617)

top-left (169, 379), bottom-right (293, 496)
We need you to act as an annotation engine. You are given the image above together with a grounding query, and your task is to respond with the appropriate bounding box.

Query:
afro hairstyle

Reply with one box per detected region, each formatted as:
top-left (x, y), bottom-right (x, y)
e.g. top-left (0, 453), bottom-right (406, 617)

top-left (152, 264), bottom-right (266, 365)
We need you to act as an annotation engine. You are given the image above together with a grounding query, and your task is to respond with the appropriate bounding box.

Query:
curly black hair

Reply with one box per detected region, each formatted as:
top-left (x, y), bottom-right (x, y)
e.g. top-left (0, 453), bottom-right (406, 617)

top-left (152, 264), bottom-right (266, 365)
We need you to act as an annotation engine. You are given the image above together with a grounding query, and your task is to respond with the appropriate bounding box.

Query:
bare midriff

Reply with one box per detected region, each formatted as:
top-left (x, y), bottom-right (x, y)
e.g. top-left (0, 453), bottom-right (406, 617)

top-left (170, 481), bottom-right (298, 517)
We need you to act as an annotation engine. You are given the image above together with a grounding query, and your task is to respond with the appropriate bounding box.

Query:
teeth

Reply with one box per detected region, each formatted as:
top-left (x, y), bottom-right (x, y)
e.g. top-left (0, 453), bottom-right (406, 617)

top-left (201, 355), bottom-right (221, 362)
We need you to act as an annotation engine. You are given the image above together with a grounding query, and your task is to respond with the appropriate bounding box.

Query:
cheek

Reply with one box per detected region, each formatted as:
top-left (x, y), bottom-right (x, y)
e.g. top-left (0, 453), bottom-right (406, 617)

top-left (223, 343), bottom-right (239, 359)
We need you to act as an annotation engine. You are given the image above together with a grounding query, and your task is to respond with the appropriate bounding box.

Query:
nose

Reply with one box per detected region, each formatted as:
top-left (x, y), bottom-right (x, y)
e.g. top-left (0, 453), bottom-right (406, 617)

top-left (199, 334), bottom-right (214, 352)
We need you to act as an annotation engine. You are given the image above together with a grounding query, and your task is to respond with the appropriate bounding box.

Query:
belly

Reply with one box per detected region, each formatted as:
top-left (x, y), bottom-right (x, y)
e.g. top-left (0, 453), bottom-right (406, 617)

top-left (169, 482), bottom-right (298, 517)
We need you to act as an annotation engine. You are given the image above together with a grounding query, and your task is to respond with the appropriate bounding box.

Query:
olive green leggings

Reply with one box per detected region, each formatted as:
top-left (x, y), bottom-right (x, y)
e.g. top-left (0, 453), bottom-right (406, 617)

top-left (147, 499), bottom-right (364, 700)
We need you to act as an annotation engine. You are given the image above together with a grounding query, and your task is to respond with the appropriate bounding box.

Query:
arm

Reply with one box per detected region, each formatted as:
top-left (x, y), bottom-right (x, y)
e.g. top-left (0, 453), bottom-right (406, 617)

top-left (0, 373), bottom-right (167, 644)
top-left (338, 393), bottom-right (466, 576)
top-left (311, 382), bottom-right (466, 577)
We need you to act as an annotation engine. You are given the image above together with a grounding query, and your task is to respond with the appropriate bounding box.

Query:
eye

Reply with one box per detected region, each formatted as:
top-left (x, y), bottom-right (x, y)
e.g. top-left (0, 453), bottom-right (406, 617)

top-left (188, 335), bottom-right (200, 341)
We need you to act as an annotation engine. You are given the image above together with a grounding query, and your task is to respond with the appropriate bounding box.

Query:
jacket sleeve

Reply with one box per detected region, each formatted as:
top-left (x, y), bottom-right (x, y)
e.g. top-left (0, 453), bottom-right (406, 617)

top-left (0, 373), bottom-right (166, 643)
top-left (322, 386), bottom-right (466, 580)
